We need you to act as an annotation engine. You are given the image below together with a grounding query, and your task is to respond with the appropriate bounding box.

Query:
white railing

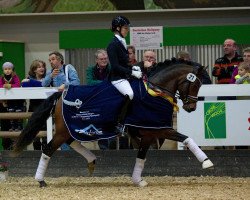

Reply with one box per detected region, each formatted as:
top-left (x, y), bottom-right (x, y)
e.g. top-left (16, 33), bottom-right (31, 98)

top-left (0, 87), bottom-right (58, 142)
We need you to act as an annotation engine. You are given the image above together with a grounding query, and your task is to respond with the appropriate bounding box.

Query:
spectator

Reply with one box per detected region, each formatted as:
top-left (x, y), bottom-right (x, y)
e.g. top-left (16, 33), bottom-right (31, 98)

top-left (176, 50), bottom-right (212, 84)
top-left (107, 16), bottom-right (142, 134)
top-left (42, 51), bottom-right (80, 91)
top-left (86, 49), bottom-right (111, 149)
top-left (127, 45), bottom-right (137, 65)
top-left (0, 62), bottom-right (24, 149)
top-left (235, 61), bottom-right (250, 149)
top-left (136, 50), bottom-right (157, 77)
top-left (86, 49), bottom-right (110, 85)
top-left (235, 61), bottom-right (250, 84)
top-left (231, 47), bottom-right (250, 83)
top-left (212, 39), bottom-right (243, 84)
top-left (42, 51), bottom-right (80, 150)
top-left (21, 59), bottom-right (47, 150)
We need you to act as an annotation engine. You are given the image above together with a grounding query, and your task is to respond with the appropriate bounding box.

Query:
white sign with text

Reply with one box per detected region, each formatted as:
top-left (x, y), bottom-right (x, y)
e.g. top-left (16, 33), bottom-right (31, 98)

top-left (130, 26), bottom-right (163, 49)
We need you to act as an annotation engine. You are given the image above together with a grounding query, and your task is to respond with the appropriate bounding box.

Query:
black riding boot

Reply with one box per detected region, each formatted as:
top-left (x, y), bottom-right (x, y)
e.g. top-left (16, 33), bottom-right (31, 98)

top-left (115, 95), bottom-right (131, 134)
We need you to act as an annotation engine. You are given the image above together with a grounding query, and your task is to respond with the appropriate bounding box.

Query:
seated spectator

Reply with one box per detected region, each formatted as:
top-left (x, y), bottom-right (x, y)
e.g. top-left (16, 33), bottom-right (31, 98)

top-left (22, 59), bottom-right (47, 150)
top-left (136, 50), bottom-right (157, 77)
top-left (86, 49), bottom-right (110, 85)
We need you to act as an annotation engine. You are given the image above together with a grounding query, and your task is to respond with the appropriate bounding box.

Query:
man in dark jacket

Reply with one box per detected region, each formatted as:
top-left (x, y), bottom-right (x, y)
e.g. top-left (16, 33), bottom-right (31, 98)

top-left (135, 50), bottom-right (157, 77)
top-left (86, 49), bottom-right (111, 85)
top-left (212, 39), bottom-right (243, 84)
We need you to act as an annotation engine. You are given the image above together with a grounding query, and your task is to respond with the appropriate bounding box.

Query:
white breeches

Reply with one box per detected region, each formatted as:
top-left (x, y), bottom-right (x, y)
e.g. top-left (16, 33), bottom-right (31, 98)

top-left (111, 79), bottom-right (134, 100)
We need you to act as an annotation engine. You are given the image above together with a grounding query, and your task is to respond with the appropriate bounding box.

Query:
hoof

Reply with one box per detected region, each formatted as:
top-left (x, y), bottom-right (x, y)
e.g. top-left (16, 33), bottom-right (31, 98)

top-left (87, 160), bottom-right (96, 176)
top-left (133, 179), bottom-right (148, 187)
top-left (202, 159), bottom-right (214, 169)
top-left (39, 180), bottom-right (47, 188)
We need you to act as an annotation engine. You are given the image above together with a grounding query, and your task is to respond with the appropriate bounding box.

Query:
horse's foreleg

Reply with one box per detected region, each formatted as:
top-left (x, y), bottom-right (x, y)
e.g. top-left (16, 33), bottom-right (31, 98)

top-left (132, 133), bottom-right (154, 187)
top-left (156, 129), bottom-right (214, 169)
top-left (69, 140), bottom-right (96, 176)
top-left (183, 137), bottom-right (214, 169)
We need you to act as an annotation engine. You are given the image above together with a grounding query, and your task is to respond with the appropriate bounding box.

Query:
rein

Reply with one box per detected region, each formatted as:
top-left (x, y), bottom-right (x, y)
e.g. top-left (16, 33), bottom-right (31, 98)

top-left (143, 78), bottom-right (179, 112)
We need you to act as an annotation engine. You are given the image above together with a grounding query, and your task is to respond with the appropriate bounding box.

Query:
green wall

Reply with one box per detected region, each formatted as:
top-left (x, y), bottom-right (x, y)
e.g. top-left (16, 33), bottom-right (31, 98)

top-left (164, 25), bottom-right (250, 46)
top-left (59, 25), bottom-right (250, 49)
top-left (0, 42), bottom-right (25, 79)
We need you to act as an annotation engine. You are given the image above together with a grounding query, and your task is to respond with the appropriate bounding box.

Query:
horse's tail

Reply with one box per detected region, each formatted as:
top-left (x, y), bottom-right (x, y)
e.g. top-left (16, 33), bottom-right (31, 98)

top-left (12, 92), bottom-right (62, 156)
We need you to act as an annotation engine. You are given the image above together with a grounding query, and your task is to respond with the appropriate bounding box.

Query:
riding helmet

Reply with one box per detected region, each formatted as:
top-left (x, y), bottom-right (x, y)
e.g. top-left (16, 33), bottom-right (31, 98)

top-left (111, 16), bottom-right (130, 32)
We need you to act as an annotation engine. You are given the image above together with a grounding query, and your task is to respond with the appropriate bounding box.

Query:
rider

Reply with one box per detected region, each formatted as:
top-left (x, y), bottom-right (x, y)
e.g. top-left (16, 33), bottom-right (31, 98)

top-left (107, 16), bottom-right (142, 134)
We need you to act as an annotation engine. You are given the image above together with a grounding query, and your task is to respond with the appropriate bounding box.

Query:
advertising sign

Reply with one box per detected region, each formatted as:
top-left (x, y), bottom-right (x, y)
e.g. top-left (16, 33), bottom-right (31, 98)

top-left (130, 26), bottom-right (163, 49)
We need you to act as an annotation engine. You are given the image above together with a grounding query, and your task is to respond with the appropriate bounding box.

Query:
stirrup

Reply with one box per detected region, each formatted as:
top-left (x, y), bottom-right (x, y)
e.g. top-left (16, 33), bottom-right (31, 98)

top-left (115, 123), bottom-right (125, 135)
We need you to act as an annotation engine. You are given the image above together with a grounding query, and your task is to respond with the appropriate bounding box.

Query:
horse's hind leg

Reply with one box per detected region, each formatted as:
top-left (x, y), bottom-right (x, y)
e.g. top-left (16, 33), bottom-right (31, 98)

top-left (35, 129), bottom-right (71, 187)
top-left (35, 99), bottom-right (71, 187)
top-left (132, 133), bottom-right (154, 187)
top-left (159, 129), bottom-right (214, 169)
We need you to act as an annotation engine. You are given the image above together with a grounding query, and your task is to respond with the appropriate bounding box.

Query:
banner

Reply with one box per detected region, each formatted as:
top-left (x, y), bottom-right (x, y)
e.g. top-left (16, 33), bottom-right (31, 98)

top-left (177, 100), bottom-right (250, 146)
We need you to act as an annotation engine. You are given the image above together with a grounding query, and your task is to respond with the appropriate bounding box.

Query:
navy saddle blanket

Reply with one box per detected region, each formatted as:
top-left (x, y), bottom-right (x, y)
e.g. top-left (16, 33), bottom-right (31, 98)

top-left (62, 80), bottom-right (174, 142)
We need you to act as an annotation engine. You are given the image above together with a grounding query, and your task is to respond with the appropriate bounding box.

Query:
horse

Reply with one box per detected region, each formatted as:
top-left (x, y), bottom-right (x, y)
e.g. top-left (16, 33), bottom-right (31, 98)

top-left (11, 61), bottom-right (214, 187)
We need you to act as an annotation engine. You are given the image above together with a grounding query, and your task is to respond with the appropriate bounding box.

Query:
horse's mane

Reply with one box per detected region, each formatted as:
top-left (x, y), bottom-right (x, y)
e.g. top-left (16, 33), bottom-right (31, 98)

top-left (150, 57), bottom-right (196, 77)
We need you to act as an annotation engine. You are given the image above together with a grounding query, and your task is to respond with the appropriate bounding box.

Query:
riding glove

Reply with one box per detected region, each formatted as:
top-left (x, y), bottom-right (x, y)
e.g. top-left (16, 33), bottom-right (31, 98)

top-left (131, 70), bottom-right (142, 79)
top-left (132, 66), bottom-right (141, 72)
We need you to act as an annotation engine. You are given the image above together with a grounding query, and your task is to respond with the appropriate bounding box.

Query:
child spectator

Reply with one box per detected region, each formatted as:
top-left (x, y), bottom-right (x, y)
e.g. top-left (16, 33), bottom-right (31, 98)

top-left (235, 61), bottom-right (249, 149)
top-left (0, 62), bottom-right (24, 149)
top-left (235, 61), bottom-right (250, 84)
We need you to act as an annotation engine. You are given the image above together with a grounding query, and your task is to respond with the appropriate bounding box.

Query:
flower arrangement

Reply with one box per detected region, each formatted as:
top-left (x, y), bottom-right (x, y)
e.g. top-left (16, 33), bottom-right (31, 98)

top-left (0, 163), bottom-right (8, 172)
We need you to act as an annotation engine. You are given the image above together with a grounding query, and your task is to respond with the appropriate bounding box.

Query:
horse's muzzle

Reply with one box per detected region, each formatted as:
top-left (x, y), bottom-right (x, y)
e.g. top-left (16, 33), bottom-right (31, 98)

top-left (183, 103), bottom-right (197, 113)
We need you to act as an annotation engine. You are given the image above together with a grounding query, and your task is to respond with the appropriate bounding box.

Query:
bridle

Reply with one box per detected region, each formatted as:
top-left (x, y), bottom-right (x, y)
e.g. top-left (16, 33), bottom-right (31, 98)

top-left (145, 67), bottom-right (202, 105)
top-left (175, 72), bottom-right (202, 105)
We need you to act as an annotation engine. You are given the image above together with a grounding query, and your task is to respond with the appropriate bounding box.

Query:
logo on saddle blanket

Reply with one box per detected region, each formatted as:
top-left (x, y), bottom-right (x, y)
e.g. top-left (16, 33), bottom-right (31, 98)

top-left (75, 124), bottom-right (103, 136)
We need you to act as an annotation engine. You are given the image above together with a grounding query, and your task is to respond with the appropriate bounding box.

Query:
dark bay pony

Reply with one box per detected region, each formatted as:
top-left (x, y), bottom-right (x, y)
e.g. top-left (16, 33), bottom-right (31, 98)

top-left (12, 61), bottom-right (214, 187)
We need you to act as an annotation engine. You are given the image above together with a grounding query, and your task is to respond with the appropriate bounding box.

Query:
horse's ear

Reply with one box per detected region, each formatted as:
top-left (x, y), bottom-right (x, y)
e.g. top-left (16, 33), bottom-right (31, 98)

top-left (163, 59), bottom-right (172, 66)
top-left (170, 57), bottom-right (177, 63)
top-left (197, 65), bottom-right (205, 74)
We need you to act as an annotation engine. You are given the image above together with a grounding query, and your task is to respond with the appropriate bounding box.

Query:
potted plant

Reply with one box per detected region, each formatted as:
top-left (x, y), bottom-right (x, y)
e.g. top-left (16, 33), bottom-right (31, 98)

top-left (0, 162), bottom-right (8, 181)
